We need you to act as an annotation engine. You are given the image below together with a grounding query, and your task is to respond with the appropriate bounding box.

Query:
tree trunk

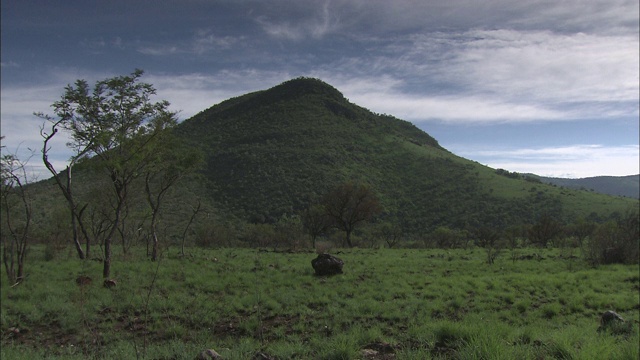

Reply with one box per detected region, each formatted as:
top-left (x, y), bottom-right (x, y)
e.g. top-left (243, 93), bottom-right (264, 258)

top-left (345, 229), bottom-right (353, 248)
top-left (69, 206), bottom-right (85, 259)
top-left (103, 238), bottom-right (111, 279)
top-left (151, 214), bottom-right (159, 261)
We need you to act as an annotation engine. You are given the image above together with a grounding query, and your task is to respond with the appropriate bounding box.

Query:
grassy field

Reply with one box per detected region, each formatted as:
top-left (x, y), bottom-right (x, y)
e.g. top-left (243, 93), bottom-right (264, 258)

top-left (1, 246), bottom-right (638, 359)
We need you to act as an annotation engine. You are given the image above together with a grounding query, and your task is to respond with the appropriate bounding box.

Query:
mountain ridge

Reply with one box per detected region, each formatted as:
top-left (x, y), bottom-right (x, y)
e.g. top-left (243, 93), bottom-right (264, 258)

top-left (171, 77), bottom-right (636, 230)
top-left (530, 174), bottom-right (639, 199)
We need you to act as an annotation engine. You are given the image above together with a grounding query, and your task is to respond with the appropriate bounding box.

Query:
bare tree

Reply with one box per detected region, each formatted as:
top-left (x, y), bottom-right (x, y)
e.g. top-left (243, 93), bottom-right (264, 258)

top-left (180, 200), bottom-right (201, 256)
top-left (473, 227), bottom-right (503, 265)
top-left (39, 120), bottom-right (89, 259)
top-left (377, 221), bottom-right (403, 248)
top-left (0, 141), bottom-right (33, 285)
top-left (322, 182), bottom-right (382, 247)
top-left (144, 137), bottom-right (202, 261)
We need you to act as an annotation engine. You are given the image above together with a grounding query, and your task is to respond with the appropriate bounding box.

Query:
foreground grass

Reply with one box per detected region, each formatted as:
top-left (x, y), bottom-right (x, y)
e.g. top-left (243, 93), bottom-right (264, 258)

top-left (1, 246), bottom-right (638, 359)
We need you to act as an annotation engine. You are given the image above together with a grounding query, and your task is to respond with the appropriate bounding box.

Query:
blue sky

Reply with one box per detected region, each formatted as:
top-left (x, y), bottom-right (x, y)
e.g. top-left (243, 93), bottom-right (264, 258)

top-left (1, 0), bottom-right (638, 180)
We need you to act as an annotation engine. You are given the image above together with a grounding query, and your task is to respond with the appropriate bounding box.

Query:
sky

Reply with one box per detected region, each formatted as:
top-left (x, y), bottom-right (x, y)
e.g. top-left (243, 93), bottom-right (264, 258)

top-left (1, 0), bottom-right (638, 180)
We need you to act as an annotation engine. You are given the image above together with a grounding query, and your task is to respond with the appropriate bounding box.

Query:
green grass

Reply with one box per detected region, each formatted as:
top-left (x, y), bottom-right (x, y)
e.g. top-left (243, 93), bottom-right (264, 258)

top-left (1, 246), bottom-right (638, 359)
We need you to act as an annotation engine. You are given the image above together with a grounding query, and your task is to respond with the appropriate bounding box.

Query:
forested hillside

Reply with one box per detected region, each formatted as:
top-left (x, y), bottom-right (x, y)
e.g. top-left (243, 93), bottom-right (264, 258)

top-left (171, 77), bottom-right (636, 233)
top-left (17, 77), bottom-right (637, 249)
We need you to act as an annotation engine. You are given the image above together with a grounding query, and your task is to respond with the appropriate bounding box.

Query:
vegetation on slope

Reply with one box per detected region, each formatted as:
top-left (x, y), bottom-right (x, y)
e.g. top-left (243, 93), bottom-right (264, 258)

top-left (174, 77), bottom-right (636, 232)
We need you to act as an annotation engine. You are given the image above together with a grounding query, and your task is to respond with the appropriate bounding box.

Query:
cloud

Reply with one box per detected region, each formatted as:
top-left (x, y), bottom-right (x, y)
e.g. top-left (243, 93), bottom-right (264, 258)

top-left (192, 29), bottom-right (242, 53)
top-left (1, 61), bottom-right (20, 68)
top-left (458, 144), bottom-right (640, 178)
top-left (316, 74), bottom-right (564, 122)
top-left (445, 30), bottom-right (639, 104)
top-left (146, 70), bottom-right (297, 119)
top-left (245, 0), bottom-right (638, 38)
top-left (254, 0), bottom-right (342, 40)
top-left (309, 28), bottom-right (639, 123)
top-left (137, 45), bottom-right (180, 56)
top-left (0, 81), bottom-right (77, 180)
top-left (137, 30), bottom-right (244, 56)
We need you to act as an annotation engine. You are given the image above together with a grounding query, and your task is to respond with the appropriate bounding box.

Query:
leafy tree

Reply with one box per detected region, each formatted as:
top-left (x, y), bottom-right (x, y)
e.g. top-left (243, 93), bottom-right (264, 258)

top-left (0, 139), bottom-right (33, 284)
top-left (587, 208), bottom-right (640, 265)
top-left (40, 69), bottom-right (176, 278)
top-left (528, 213), bottom-right (563, 248)
top-left (429, 226), bottom-right (468, 249)
top-left (322, 182), bottom-right (382, 247)
top-left (566, 218), bottom-right (596, 249)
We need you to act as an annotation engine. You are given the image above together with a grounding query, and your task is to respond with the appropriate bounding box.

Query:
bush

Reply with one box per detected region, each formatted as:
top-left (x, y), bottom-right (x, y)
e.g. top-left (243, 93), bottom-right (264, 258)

top-left (585, 209), bottom-right (639, 265)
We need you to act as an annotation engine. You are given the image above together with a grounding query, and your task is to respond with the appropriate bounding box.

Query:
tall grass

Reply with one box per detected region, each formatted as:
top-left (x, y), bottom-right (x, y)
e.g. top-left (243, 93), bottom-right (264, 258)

top-left (1, 247), bottom-right (638, 359)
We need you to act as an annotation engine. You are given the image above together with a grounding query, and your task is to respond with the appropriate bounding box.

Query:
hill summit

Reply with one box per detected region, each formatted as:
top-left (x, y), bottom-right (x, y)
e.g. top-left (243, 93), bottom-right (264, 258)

top-left (173, 77), bottom-right (636, 232)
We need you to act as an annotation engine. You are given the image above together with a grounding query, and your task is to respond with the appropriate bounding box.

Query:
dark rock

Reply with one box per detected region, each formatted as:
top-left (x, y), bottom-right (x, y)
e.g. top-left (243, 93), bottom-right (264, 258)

top-left (597, 310), bottom-right (634, 335)
top-left (600, 310), bottom-right (624, 328)
top-left (311, 253), bottom-right (344, 276)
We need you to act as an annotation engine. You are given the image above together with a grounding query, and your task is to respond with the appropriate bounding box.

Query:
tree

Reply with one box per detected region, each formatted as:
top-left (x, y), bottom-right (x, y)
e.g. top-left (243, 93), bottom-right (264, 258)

top-left (430, 226), bottom-right (467, 249)
top-left (322, 182), bottom-right (382, 247)
top-left (144, 136), bottom-right (202, 261)
top-left (40, 69), bottom-right (176, 278)
top-left (40, 120), bottom-right (89, 259)
top-left (0, 139), bottom-right (33, 284)
top-left (566, 218), bottom-right (596, 249)
top-left (301, 204), bottom-right (331, 248)
top-left (473, 226), bottom-right (503, 265)
top-left (528, 213), bottom-right (563, 248)
top-left (275, 214), bottom-right (304, 250)
top-left (375, 221), bottom-right (403, 248)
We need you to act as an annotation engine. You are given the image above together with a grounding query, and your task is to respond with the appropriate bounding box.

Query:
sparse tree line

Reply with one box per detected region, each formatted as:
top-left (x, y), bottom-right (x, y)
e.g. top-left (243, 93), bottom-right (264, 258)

top-left (1, 71), bottom-right (638, 286)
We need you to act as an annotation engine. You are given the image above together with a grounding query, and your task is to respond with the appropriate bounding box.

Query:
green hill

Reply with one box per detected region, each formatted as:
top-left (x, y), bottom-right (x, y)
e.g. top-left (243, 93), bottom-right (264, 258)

top-left (23, 77), bottom-right (637, 243)
top-left (171, 77), bottom-right (636, 233)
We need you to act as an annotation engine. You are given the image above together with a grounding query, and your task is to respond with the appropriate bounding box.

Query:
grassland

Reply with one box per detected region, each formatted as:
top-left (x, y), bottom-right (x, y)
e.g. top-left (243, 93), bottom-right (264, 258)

top-left (1, 246), bottom-right (638, 359)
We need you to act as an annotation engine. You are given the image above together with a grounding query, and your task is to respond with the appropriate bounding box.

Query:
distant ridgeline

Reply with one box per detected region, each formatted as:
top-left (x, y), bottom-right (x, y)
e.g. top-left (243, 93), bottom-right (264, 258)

top-left (514, 173), bottom-right (640, 199)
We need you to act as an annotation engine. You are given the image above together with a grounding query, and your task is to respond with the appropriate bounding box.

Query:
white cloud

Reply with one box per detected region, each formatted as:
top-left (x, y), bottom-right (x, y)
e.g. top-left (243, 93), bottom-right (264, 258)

top-left (193, 30), bottom-right (241, 53)
top-left (459, 144), bottom-right (640, 178)
top-left (1, 61), bottom-right (20, 68)
top-left (254, 0), bottom-right (342, 40)
top-left (447, 30), bottom-right (639, 104)
top-left (246, 0), bottom-right (638, 38)
top-left (313, 28), bottom-right (639, 123)
top-left (137, 45), bottom-right (180, 56)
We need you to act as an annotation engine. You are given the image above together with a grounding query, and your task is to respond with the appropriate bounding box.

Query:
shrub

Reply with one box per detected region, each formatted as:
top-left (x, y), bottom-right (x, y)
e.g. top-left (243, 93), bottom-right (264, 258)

top-left (585, 210), bottom-right (639, 265)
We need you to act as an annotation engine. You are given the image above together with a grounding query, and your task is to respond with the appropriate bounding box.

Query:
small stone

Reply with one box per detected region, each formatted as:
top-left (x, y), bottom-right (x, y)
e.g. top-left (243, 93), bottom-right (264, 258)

top-left (252, 352), bottom-right (274, 360)
top-left (103, 279), bottom-right (117, 288)
top-left (196, 348), bottom-right (221, 359)
top-left (361, 349), bottom-right (379, 358)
